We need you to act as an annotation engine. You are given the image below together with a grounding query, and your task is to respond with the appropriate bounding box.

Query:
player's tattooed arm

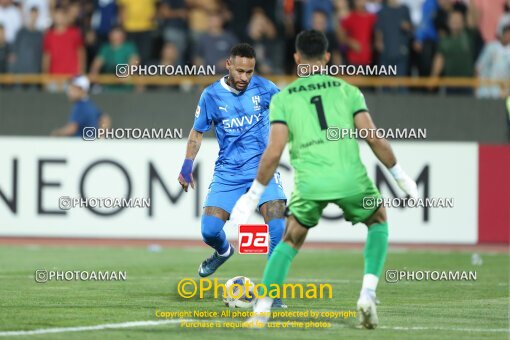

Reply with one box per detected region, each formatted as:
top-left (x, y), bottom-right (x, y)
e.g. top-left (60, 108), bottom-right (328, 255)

top-left (185, 128), bottom-right (203, 160)
top-left (260, 200), bottom-right (286, 222)
top-left (179, 129), bottom-right (203, 192)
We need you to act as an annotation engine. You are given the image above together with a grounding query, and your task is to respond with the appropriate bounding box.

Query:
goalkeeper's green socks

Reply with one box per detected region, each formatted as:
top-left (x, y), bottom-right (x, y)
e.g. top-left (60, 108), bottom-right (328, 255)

top-left (254, 242), bottom-right (298, 312)
top-left (262, 241), bottom-right (298, 287)
top-left (361, 222), bottom-right (389, 297)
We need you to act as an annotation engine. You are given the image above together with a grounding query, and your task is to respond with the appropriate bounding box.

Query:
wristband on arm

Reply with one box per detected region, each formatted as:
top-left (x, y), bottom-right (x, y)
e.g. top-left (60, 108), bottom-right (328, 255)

top-left (389, 163), bottom-right (405, 179)
top-left (180, 159), bottom-right (193, 183)
top-left (247, 180), bottom-right (267, 200)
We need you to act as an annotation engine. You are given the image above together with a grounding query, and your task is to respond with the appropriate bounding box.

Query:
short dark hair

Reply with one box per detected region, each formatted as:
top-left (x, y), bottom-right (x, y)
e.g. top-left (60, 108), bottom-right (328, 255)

top-left (312, 9), bottom-right (327, 17)
top-left (110, 25), bottom-right (124, 33)
top-left (230, 43), bottom-right (256, 59)
top-left (295, 30), bottom-right (328, 60)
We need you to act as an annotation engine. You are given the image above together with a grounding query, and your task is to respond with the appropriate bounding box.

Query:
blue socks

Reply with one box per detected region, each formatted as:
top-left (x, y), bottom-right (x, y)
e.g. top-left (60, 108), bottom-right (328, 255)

top-left (201, 215), bottom-right (229, 254)
top-left (268, 218), bottom-right (285, 257)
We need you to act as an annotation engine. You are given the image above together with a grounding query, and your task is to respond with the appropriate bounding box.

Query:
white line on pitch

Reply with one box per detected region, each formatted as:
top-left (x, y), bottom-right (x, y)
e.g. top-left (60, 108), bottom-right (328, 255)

top-left (0, 319), bottom-right (192, 337)
top-left (378, 326), bottom-right (509, 333)
top-left (1, 319), bottom-right (508, 336)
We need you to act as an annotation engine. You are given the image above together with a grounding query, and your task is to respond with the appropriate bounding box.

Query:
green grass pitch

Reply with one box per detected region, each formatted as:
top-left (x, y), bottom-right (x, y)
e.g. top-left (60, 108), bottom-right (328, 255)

top-left (0, 245), bottom-right (508, 339)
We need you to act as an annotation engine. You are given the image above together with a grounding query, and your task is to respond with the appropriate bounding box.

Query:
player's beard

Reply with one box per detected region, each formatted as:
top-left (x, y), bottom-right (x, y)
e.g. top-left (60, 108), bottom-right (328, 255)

top-left (227, 76), bottom-right (248, 92)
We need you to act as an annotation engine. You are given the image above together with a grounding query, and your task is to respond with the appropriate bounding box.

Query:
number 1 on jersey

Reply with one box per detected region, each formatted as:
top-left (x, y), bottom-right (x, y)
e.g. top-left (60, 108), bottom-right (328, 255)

top-left (310, 95), bottom-right (328, 130)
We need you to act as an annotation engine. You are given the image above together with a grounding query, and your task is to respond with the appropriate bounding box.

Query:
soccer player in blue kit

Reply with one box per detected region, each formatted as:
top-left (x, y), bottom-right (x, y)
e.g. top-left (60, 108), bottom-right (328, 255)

top-left (178, 44), bottom-right (287, 307)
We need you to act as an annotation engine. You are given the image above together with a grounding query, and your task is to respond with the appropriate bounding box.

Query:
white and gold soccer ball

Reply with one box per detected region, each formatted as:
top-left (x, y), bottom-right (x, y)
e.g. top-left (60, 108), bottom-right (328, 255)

top-left (223, 276), bottom-right (256, 308)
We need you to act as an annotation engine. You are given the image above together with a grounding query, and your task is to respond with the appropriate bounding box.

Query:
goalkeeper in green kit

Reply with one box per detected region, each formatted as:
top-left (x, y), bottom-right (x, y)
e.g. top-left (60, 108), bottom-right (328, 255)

top-left (229, 30), bottom-right (418, 329)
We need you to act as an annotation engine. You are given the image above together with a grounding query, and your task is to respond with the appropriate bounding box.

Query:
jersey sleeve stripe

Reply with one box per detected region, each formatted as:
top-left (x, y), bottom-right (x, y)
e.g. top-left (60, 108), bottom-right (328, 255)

top-left (270, 120), bottom-right (288, 125)
top-left (353, 109), bottom-right (368, 116)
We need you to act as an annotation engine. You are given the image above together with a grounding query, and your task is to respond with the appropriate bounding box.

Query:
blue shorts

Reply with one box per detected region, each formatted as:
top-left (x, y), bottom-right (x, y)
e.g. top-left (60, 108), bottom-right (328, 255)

top-left (204, 172), bottom-right (287, 214)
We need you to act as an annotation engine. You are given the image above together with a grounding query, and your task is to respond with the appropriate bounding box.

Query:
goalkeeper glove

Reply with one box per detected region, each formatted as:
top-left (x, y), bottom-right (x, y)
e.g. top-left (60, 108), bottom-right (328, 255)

top-left (229, 180), bottom-right (266, 226)
top-left (389, 163), bottom-right (418, 198)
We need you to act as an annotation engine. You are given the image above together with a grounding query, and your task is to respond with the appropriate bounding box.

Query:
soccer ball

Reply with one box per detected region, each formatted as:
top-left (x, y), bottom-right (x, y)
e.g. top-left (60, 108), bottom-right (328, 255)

top-left (223, 276), bottom-right (256, 308)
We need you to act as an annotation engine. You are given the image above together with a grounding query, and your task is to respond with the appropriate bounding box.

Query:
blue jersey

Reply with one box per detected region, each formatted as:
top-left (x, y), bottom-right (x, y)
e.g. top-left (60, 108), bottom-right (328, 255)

top-left (69, 98), bottom-right (102, 137)
top-left (193, 75), bottom-right (279, 180)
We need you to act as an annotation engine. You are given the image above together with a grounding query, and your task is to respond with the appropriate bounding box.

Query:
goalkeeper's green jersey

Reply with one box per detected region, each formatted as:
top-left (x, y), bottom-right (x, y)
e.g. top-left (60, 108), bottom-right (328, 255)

top-left (269, 74), bottom-right (373, 200)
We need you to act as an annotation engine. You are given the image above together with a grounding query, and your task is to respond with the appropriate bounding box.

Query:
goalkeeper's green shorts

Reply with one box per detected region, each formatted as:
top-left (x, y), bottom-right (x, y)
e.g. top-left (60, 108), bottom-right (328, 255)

top-left (286, 185), bottom-right (382, 228)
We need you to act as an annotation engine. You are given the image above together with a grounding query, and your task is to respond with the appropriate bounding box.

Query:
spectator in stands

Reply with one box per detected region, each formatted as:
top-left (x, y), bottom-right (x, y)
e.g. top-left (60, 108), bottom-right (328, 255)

top-left (401, 0), bottom-right (424, 28)
top-left (79, 3), bottom-right (98, 71)
top-left (118, 0), bottom-right (156, 65)
top-left (0, 0), bottom-right (22, 44)
top-left (247, 7), bottom-right (279, 74)
top-left (339, 0), bottom-right (376, 66)
top-left (89, 25), bottom-right (139, 91)
top-left (224, 0), bottom-right (251, 42)
top-left (431, 10), bottom-right (477, 94)
top-left (84, 27), bottom-right (98, 72)
top-left (332, 0), bottom-right (350, 63)
top-left (42, 7), bottom-right (85, 77)
top-left (476, 25), bottom-right (510, 98)
top-left (434, 0), bottom-right (468, 38)
top-left (159, 0), bottom-right (188, 66)
top-left (334, 0), bottom-right (351, 20)
top-left (90, 25), bottom-right (138, 74)
top-left (51, 75), bottom-right (110, 137)
top-left (366, 0), bottom-right (383, 13)
top-left (188, 0), bottom-right (224, 45)
top-left (498, 0), bottom-right (510, 37)
top-left (193, 10), bottom-right (237, 74)
top-left (67, 1), bottom-right (84, 29)
top-left (150, 41), bottom-right (180, 91)
top-left (375, 0), bottom-right (413, 76)
top-left (158, 41), bottom-right (179, 67)
top-left (0, 24), bottom-right (9, 74)
top-left (10, 6), bottom-right (43, 74)
top-left (413, 0), bottom-right (439, 77)
top-left (472, 0), bottom-right (506, 42)
top-left (302, 0), bottom-right (334, 32)
top-left (91, 0), bottom-right (117, 47)
top-left (19, 0), bottom-right (50, 31)
top-left (312, 9), bottom-right (342, 66)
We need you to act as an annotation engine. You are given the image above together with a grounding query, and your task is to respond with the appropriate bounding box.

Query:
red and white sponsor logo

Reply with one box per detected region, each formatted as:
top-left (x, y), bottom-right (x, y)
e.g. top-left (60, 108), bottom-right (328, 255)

top-left (238, 224), bottom-right (269, 254)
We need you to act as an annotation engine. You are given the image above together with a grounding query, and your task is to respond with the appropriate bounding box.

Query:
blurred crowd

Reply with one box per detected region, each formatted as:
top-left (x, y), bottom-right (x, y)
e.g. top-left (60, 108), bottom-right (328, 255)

top-left (0, 0), bottom-right (509, 97)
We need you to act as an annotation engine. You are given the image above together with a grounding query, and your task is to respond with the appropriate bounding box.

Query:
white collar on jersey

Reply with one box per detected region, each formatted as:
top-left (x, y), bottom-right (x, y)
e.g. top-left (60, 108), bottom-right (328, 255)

top-left (220, 76), bottom-right (240, 95)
